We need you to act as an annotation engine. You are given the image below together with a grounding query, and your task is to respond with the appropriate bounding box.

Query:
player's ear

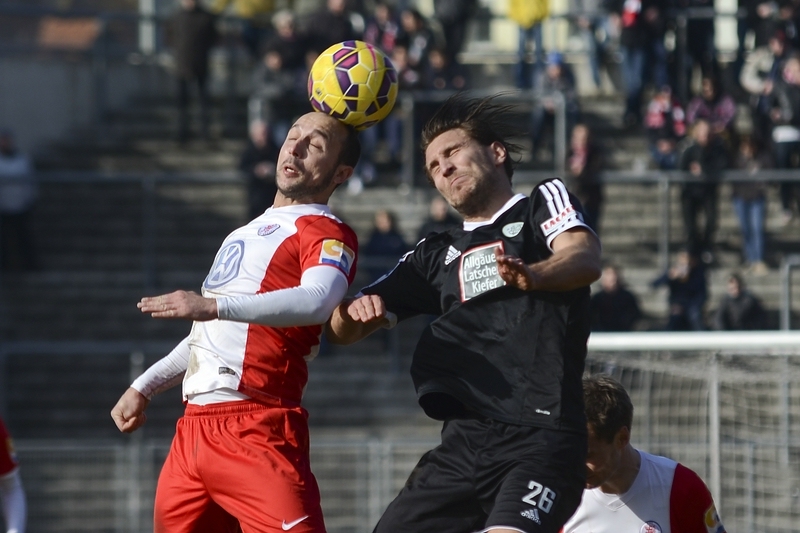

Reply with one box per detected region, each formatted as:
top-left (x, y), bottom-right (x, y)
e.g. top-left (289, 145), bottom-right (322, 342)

top-left (490, 141), bottom-right (507, 166)
top-left (332, 164), bottom-right (354, 187)
top-left (615, 426), bottom-right (631, 449)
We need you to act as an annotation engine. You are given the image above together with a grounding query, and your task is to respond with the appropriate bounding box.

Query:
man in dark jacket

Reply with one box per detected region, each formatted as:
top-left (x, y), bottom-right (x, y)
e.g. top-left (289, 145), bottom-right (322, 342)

top-left (713, 273), bottom-right (767, 330)
top-left (591, 265), bottom-right (642, 331)
top-left (678, 118), bottom-right (728, 263)
top-left (172, 0), bottom-right (218, 143)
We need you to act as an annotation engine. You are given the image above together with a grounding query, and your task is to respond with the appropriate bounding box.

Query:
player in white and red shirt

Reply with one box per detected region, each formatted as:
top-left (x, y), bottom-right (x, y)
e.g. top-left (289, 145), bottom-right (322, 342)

top-left (562, 375), bottom-right (726, 533)
top-left (111, 112), bottom-right (360, 533)
top-left (0, 417), bottom-right (26, 533)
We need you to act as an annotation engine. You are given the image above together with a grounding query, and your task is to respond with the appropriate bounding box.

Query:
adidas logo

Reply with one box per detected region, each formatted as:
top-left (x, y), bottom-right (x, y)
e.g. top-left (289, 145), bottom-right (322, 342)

top-left (520, 508), bottom-right (541, 524)
top-left (444, 246), bottom-right (461, 265)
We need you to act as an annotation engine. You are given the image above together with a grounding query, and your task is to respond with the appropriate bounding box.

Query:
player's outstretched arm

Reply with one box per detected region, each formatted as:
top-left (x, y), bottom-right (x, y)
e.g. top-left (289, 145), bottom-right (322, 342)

top-left (326, 295), bottom-right (392, 345)
top-left (496, 228), bottom-right (602, 292)
top-left (138, 290), bottom-right (217, 321)
top-left (111, 387), bottom-right (150, 433)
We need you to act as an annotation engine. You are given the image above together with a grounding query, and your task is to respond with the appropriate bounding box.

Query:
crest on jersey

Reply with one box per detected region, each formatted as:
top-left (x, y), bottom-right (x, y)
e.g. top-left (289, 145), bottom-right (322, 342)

top-left (258, 224), bottom-right (280, 236)
top-left (204, 240), bottom-right (244, 289)
top-left (319, 239), bottom-right (355, 276)
top-left (640, 521), bottom-right (662, 533)
top-left (502, 222), bottom-right (524, 238)
top-left (459, 241), bottom-right (506, 301)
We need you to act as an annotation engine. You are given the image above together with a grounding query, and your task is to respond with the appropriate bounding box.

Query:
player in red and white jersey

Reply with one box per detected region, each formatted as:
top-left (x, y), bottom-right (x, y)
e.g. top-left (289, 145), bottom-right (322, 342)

top-left (111, 112), bottom-right (360, 533)
top-left (0, 417), bottom-right (26, 533)
top-left (562, 375), bottom-right (726, 533)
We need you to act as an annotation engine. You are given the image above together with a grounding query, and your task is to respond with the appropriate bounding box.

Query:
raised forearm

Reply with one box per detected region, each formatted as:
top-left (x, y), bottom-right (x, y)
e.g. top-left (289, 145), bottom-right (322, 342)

top-left (528, 235), bottom-right (602, 291)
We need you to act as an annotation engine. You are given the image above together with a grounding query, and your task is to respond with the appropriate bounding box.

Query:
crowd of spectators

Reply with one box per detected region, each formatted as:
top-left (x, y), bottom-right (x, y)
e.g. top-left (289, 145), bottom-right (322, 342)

top-left (119, 0), bottom-right (800, 331)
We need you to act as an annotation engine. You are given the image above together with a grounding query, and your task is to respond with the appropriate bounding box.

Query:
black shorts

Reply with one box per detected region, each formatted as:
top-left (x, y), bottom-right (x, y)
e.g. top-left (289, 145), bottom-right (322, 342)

top-left (373, 417), bottom-right (587, 533)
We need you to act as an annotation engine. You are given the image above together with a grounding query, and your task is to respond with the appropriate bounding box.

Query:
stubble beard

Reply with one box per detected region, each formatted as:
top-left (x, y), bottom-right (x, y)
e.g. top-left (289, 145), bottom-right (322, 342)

top-left (278, 167), bottom-right (336, 200)
top-left (447, 172), bottom-right (495, 219)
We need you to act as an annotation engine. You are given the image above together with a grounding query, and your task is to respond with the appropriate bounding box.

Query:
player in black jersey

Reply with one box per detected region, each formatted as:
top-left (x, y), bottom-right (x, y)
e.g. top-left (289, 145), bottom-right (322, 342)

top-left (327, 95), bottom-right (602, 533)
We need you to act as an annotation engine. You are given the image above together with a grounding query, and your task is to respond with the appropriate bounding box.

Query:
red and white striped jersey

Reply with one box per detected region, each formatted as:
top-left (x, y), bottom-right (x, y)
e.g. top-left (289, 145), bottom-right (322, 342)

top-left (182, 204), bottom-right (358, 407)
top-left (563, 451), bottom-right (727, 533)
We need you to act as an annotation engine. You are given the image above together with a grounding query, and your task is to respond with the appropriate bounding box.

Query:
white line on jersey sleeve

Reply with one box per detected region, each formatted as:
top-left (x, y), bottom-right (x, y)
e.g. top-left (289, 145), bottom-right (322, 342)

top-left (216, 265), bottom-right (349, 327)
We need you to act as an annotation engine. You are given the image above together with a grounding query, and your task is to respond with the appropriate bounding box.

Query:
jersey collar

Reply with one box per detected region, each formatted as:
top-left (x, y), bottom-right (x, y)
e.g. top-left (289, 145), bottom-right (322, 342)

top-left (462, 194), bottom-right (526, 232)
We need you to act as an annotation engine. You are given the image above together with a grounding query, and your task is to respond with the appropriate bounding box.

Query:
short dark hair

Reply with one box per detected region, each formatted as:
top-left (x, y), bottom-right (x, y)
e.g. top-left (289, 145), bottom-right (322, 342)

top-left (583, 374), bottom-right (634, 443)
top-left (337, 124), bottom-right (361, 168)
top-left (421, 94), bottom-right (522, 181)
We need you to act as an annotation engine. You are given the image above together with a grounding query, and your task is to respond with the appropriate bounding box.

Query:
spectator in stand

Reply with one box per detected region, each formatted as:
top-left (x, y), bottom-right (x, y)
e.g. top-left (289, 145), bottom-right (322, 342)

top-left (735, 2), bottom-right (787, 78)
top-left (570, 0), bottom-right (617, 91)
top-left (364, 209), bottom-right (409, 282)
top-left (240, 119), bottom-right (280, 219)
top-left (651, 248), bottom-right (708, 331)
top-left (171, 0), bottom-right (218, 144)
top-left (423, 47), bottom-right (469, 91)
top-left (740, 29), bottom-right (792, 143)
top-left (678, 118), bottom-right (728, 264)
top-left (768, 54), bottom-right (800, 225)
top-left (611, 0), bottom-right (668, 126)
top-left (0, 130), bottom-right (37, 272)
top-left (567, 123), bottom-right (604, 233)
top-left (254, 10), bottom-right (311, 141)
top-left (713, 273), bottom-right (767, 330)
top-left (211, 0), bottom-right (273, 58)
top-left (732, 136), bottom-right (771, 274)
top-left (302, 0), bottom-right (359, 55)
top-left (677, 0), bottom-right (717, 87)
top-left (397, 8), bottom-right (436, 71)
top-left (363, 2), bottom-right (401, 55)
top-left (531, 51), bottom-right (580, 156)
top-left (645, 85), bottom-right (686, 169)
top-left (433, 0), bottom-right (476, 64)
top-left (362, 44), bottom-right (421, 171)
top-left (590, 264), bottom-right (642, 331)
top-left (686, 74), bottom-right (737, 143)
top-left (416, 195), bottom-right (461, 241)
top-left (508, 0), bottom-right (549, 89)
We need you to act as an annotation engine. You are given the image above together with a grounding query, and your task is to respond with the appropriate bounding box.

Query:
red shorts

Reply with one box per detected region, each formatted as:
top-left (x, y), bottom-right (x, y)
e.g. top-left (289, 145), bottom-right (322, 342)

top-left (0, 418), bottom-right (19, 476)
top-left (154, 400), bottom-right (325, 533)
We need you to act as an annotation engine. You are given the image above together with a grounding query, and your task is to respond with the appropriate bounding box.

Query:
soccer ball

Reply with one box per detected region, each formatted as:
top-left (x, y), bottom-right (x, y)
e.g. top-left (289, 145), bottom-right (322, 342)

top-left (308, 40), bottom-right (399, 131)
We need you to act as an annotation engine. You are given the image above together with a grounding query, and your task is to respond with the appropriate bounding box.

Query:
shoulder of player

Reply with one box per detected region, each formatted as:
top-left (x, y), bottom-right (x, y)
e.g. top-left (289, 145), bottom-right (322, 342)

top-left (295, 212), bottom-right (358, 246)
top-left (530, 177), bottom-right (571, 198)
top-left (671, 462), bottom-right (710, 496)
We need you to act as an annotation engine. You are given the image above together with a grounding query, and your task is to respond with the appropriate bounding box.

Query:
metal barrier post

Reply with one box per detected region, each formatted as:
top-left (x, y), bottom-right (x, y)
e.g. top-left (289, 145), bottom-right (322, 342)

top-left (138, 0), bottom-right (157, 55)
top-left (127, 351), bottom-right (145, 533)
top-left (780, 255), bottom-right (800, 330)
top-left (553, 92), bottom-right (566, 175)
top-left (708, 352), bottom-right (721, 507)
top-left (676, 13), bottom-right (688, 104)
top-left (658, 174), bottom-right (671, 271)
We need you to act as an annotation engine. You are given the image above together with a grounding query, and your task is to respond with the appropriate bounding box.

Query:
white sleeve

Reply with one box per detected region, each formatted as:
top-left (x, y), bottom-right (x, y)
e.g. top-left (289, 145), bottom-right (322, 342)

top-left (216, 265), bottom-right (349, 327)
top-left (130, 337), bottom-right (190, 399)
top-left (0, 469), bottom-right (26, 533)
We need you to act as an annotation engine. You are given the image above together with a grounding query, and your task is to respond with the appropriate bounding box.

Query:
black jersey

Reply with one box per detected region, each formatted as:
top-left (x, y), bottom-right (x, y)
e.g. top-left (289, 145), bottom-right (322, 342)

top-left (362, 178), bottom-right (594, 432)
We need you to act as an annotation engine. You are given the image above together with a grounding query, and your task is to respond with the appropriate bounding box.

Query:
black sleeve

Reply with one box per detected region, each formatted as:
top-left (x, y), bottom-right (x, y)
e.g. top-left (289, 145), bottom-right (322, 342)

top-left (529, 178), bottom-right (593, 252)
top-left (360, 244), bottom-right (442, 321)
